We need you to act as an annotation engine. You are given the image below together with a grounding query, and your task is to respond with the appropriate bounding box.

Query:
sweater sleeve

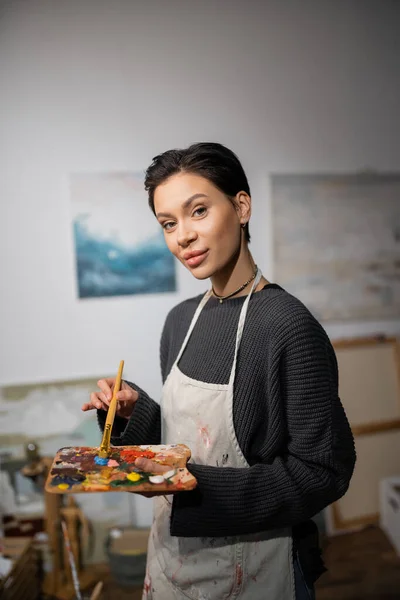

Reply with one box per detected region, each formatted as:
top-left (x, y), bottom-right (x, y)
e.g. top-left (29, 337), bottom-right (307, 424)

top-left (170, 315), bottom-right (356, 538)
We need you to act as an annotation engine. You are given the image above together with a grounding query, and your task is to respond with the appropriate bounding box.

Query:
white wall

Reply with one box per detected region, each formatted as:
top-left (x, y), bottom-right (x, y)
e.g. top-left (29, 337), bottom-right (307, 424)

top-left (1, 0), bottom-right (400, 392)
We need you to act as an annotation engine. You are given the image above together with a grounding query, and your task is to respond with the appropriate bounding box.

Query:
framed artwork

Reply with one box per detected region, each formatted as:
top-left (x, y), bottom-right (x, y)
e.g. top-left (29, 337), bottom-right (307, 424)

top-left (71, 172), bottom-right (176, 299)
top-left (271, 174), bottom-right (400, 321)
top-left (329, 430), bottom-right (400, 533)
top-left (326, 336), bottom-right (400, 534)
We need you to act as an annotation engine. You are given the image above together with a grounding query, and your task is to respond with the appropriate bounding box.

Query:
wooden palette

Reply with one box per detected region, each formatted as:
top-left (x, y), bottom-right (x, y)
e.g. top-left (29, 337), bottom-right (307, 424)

top-left (45, 444), bottom-right (197, 494)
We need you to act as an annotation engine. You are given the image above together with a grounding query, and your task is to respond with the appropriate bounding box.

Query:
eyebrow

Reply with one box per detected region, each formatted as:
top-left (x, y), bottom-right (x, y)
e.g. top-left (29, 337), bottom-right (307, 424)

top-left (156, 193), bottom-right (208, 219)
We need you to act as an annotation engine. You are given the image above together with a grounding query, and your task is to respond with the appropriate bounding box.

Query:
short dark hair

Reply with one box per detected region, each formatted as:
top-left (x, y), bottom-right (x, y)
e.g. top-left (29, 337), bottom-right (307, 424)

top-left (144, 142), bottom-right (251, 243)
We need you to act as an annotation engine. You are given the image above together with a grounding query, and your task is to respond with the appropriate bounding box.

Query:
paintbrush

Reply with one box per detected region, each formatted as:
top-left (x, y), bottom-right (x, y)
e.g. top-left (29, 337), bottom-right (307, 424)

top-left (89, 581), bottom-right (103, 600)
top-left (98, 360), bottom-right (125, 459)
top-left (61, 520), bottom-right (82, 600)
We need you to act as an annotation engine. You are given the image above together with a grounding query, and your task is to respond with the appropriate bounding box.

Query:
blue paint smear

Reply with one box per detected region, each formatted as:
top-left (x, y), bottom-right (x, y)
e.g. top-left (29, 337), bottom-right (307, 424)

top-left (50, 474), bottom-right (85, 486)
top-left (73, 216), bottom-right (176, 299)
top-left (94, 456), bottom-right (109, 466)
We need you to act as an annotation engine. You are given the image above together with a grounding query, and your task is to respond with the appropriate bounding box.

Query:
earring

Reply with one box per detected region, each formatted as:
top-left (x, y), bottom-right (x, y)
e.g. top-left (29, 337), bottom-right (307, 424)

top-left (241, 222), bottom-right (246, 228)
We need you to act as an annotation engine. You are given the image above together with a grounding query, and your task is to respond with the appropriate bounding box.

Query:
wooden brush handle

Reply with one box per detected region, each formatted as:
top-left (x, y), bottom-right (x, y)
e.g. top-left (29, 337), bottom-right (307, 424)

top-left (106, 360), bottom-right (124, 428)
top-left (98, 360), bottom-right (124, 457)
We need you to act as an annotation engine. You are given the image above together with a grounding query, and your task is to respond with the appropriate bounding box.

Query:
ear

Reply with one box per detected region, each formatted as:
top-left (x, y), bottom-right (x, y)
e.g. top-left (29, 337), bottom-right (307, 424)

top-left (234, 191), bottom-right (251, 226)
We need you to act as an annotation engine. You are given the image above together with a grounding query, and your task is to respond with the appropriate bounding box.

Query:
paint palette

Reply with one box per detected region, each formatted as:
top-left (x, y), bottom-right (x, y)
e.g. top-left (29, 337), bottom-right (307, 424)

top-left (45, 444), bottom-right (197, 494)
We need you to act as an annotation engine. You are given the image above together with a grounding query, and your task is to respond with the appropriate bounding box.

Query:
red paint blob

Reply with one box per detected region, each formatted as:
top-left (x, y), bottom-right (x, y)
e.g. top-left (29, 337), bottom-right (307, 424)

top-left (120, 449), bottom-right (156, 461)
top-left (236, 564), bottom-right (243, 587)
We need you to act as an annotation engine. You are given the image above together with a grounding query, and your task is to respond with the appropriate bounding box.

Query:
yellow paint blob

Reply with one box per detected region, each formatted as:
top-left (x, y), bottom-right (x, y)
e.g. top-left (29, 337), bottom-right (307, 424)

top-left (127, 472), bottom-right (142, 482)
top-left (100, 467), bottom-right (113, 480)
top-left (57, 483), bottom-right (69, 490)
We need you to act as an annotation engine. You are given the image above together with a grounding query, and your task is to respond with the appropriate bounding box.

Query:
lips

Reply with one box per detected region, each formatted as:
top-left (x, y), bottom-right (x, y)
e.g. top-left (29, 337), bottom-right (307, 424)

top-left (182, 249), bottom-right (208, 268)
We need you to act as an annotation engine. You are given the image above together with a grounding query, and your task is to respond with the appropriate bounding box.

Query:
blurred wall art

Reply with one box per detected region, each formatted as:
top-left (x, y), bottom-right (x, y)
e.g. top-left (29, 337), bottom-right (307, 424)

top-left (271, 173), bottom-right (400, 321)
top-left (71, 172), bottom-right (176, 299)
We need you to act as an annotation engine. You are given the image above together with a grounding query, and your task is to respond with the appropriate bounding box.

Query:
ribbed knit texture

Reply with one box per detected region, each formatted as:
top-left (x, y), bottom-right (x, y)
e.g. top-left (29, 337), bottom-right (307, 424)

top-left (98, 284), bottom-right (355, 538)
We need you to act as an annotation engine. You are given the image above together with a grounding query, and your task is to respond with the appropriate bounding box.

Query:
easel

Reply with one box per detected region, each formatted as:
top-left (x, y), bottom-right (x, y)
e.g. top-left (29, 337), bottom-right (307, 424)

top-left (21, 456), bottom-right (101, 599)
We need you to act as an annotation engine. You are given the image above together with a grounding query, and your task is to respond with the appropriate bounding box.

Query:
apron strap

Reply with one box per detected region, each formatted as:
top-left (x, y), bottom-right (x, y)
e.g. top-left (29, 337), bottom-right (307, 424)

top-left (172, 267), bottom-right (263, 381)
top-left (172, 289), bottom-right (213, 368)
top-left (228, 268), bottom-right (262, 387)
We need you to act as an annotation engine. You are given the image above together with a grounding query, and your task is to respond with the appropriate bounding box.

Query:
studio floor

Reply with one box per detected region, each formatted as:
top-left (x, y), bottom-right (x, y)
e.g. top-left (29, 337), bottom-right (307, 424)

top-left (315, 526), bottom-right (400, 600)
top-left (95, 526), bottom-right (400, 600)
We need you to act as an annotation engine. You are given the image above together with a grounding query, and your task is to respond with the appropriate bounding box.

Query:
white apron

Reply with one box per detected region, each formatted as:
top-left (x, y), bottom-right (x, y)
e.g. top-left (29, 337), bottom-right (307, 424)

top-left (143, 270), bottom-right (295, 600)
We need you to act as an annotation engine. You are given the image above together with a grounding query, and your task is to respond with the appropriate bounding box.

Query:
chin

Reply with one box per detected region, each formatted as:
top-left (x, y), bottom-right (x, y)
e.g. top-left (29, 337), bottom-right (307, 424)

top-left (186, 264), bottom-right (214, 281)
top-left (189, 269), bottom-right (211, 281)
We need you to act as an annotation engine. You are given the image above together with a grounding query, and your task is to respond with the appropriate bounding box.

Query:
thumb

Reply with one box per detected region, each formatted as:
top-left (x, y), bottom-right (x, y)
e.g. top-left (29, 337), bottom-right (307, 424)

top-left (135, 458), bottom-right (168, 474)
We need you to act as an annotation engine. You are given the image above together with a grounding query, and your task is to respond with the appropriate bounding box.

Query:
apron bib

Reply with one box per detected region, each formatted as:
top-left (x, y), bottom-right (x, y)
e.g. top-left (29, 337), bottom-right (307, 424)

top-left (143, 270), bottom-right (295, 600)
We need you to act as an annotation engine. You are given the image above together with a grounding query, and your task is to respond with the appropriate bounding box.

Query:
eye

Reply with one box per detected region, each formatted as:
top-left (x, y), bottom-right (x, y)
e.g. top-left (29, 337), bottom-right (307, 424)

top-left (161, 221), bottom-right (176, 231)
top-left (193, 206), bottom-right (207, 217)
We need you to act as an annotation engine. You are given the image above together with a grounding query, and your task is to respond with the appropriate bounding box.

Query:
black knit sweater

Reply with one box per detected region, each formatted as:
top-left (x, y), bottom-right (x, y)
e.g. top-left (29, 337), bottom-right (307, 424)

top-left (98, 284), bottom-right (356, 538)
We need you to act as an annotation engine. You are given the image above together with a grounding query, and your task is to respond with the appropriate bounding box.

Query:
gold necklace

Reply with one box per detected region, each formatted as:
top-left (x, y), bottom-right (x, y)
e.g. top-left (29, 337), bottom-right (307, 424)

top-left (212, 266), bottom-right (258, 304)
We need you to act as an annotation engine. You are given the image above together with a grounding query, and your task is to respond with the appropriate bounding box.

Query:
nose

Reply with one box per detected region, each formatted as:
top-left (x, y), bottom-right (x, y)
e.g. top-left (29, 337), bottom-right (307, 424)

top-left (177, 227), bottom-right (198, 248)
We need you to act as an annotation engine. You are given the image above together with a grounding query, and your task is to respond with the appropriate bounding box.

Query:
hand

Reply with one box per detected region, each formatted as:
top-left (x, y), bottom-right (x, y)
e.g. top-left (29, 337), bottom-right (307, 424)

top-left (81, 378), bottom-right (138, 419)
top-left (134, 458), bottom-right (177, 498)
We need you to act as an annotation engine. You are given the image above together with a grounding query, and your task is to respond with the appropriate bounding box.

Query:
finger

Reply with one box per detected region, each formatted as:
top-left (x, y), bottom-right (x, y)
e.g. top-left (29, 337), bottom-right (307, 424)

top-left (90, 392), bottom-right (107, 410)
top-left (81, 402), bottom-right (96, 412)
top-left (98, 392), bottom-right (111, 406)
top-left (97, 379), bottom-right (113, 400)
top-left (116, 389), bottom-right (136, 402)
top-left (120, 381), bottom-right (138, 398)
top-left (135, 458), bottom-right (170, 474)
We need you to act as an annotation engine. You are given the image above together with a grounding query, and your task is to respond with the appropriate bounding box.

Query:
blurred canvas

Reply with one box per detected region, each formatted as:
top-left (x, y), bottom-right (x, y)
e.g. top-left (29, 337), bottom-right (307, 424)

top-left (271, 174), bottom-right (400, 321)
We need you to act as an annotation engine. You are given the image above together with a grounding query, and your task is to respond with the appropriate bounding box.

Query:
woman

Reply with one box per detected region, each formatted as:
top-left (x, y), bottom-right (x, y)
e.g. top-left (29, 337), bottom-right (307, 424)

top-left (82, 142), bottom-right (356, 600)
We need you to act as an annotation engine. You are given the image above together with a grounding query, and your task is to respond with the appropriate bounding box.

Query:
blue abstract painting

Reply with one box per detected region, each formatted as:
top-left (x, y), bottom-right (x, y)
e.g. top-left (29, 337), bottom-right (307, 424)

top-left (71, 172), bottom-right (176, 299)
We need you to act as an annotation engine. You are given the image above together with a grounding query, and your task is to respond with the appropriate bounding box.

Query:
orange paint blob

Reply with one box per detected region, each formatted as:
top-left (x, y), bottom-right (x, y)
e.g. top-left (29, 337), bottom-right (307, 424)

top-left (120, 449), bottom-right (156, 461)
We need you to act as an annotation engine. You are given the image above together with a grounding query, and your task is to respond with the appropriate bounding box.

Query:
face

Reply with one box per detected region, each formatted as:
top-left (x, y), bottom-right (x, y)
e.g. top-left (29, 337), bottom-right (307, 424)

top-left (154, 172), bottom-right (249, 280)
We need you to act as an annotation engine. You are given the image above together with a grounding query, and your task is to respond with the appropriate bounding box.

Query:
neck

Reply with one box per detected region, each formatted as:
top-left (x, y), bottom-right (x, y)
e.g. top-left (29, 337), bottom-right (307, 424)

top-left (211, 245), bottom-right (258, 299)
